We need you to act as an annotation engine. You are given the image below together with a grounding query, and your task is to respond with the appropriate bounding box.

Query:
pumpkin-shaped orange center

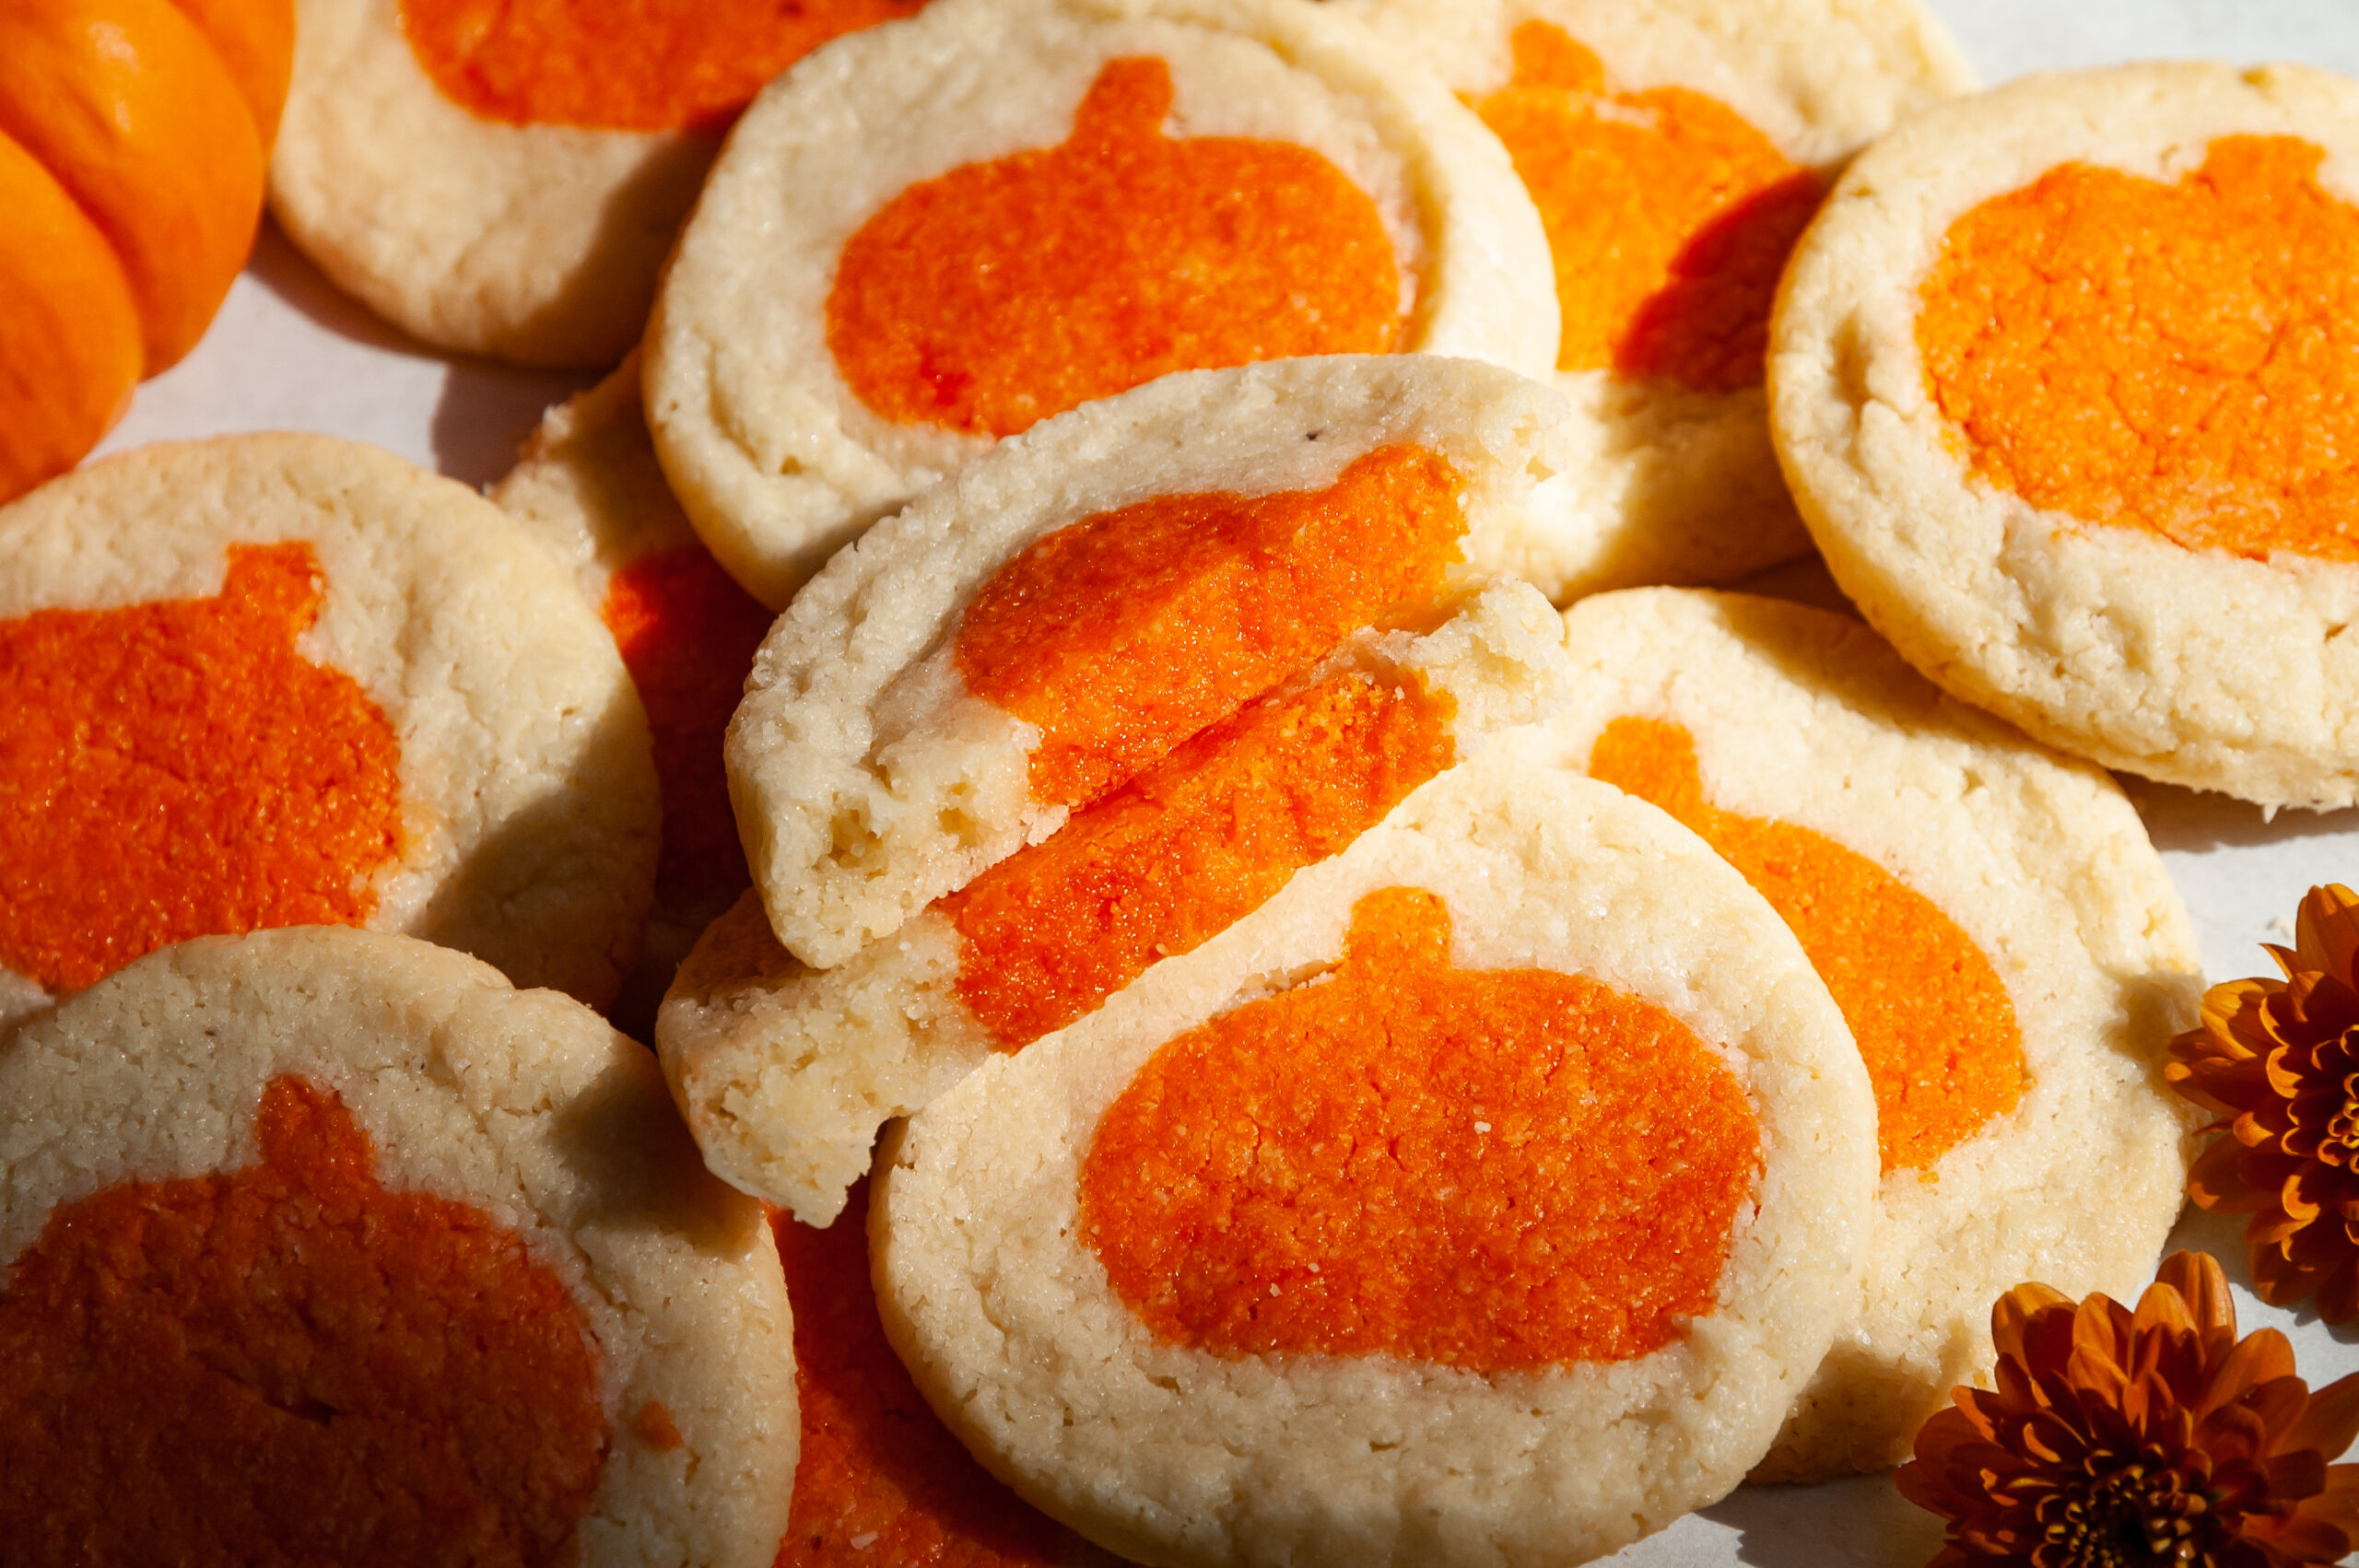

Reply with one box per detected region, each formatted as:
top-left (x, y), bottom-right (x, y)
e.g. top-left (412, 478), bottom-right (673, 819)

top-left (827, 55), bottom-right (1405, 438)
top-left (0, 1074), bottom-right (608, 1567)
top-left (0, 543), bottom-right (405, 994)
top-left (954, 443), bottom-right (1465, 810)
top-left (776, 1182), bottom-right (1074, 1566)
top-left (600, 544), bottom-right (773, 907)
top-left (1081, 886), bottom-right (1760, 1368)
top-left (944, 667), bottom-right (1456, 1048)
top-left (1587, 716), bottom-right (2025, 1175)
top-left (1918, 135), bottom-right (2359, 563)
top-left (400, 0), bottom-right (928, 133)
top-left (1473, 19), bottom-right (1820, 391)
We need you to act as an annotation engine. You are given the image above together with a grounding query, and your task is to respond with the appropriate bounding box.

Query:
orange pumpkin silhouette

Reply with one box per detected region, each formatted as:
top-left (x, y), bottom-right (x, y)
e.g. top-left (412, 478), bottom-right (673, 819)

top-left (943, 666), bottom-right (1457, 1048)
top-left (0, 1074), bottom-right (606, 1565)
top-left (1473, 20), bottom-right (1820, 391)
top-left (1586, 716), bottom-right (2024, 1175)
top-left (0, 542), bottom-right (404, 993)
top-left (954, 443), bottom-right (1464, 809)
top-left (600, 544), bottom-right (773, 907)
top-left (1081, 886), bottom-right (1759, 1369)
top-left (1919, 135), bottom-right (2359, 563)
top-left (827, 55), bottom-right (1405, 438)
top-left (402, 0), bottom-right (930, 132)
top-left (778, 1182), bottom-right (1076, 1565)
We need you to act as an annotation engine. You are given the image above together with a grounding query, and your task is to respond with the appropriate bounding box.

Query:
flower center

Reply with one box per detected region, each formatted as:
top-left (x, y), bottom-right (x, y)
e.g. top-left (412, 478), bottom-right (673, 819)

top-left (2029, 1447), bottom-right (2220, 1568)
top-left (2324, 1052), bottom-right (2359, 1168)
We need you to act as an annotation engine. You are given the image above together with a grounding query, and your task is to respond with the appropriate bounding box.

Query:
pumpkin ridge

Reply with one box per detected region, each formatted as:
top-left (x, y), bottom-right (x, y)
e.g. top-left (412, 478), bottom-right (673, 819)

top-left (0, 0), bottom-right (282, 503)
top-left (0, 127), bottom-right (143, 500)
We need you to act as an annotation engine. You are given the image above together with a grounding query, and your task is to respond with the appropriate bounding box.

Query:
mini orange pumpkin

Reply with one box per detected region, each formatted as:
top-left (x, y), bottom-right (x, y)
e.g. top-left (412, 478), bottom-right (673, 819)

top-left (0, 0), bottom-right (293, 503)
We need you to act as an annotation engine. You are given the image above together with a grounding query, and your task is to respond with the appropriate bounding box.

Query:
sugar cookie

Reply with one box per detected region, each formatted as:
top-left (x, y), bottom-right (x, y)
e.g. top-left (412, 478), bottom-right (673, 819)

top-left (643, 0), bottom-right (1556, 605)
top-left (665, 578), bottom-right (1574, 1223)
top-left (871, 756), bottom-right (1873, 1565)
top-left (1773, 62), bottom-right (2359, 808)
top-left (1531, 587), bottom-right (2202, 1478)
top-left (493, 357), bottom-right (777, 1035)
top-left (729, 354), bottom-right (1577, 970)
top-left (0, 433), bottom-right (659, 1022)
top-left (0, 927), bottom-right (795, 1567)
top-left (1341, 0), bottom-right (1971, 600)
top-left (271, 0), bottom-right (926, 366)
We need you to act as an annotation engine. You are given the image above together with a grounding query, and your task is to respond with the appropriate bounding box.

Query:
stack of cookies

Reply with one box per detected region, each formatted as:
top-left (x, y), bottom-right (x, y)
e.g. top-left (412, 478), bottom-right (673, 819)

top-left (18, 0), bottom-right (2359, 1560)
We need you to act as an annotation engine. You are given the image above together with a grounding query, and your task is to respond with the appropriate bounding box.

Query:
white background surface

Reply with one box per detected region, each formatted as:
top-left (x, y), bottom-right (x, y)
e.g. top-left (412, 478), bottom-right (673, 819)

top-left (88, 2), bottom-right (2359, 1560)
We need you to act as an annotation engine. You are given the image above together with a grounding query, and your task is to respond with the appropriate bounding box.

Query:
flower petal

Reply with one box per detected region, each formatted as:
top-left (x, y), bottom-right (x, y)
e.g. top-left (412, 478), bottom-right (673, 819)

top-left (2271, 1042), bottom-right (2320, 1106)
top-left (2250, 1241), bottom-right (2330, 1307)
top-left (2018, 1407), bottom-right (2087, 1467)
top-left (2266, 1445), bottom-right (2330, 1503)
top-left (2263, 1515), bottom-right (2358, 1566)
top-left (2135, 1268), bottom-right (2202, 1341)
top-left (2288, 1212), bottom-right (2353, 1271)
top-left (2225, 1373), bottom-right (2310, 1450)
top-left (2251, 1202), bottom-right (2318, 1251)
top-left (2235, 1328), bottom-right (2300, 1389)
top-left (1991, 1282), bottom-right (2069, 1364)
top-left (2068, 1309), bottom-right (2131, 1404)
top-left (2285, 1373), bottom-right (2359, 1462)
top-left (2317, 1256), bottom-right (2359, 1326)
top-left (2201, 1399), bottom-right (2272, 1466)
top-left (2204, 977), bottom-right (2283, 1047)
top-left (2191, 1137), bottom-right (2281, 1215)
top-left (2290, 1463), bottom-right (2359, 1539)
top-left (2295, 883), bottom-right (2359, 981)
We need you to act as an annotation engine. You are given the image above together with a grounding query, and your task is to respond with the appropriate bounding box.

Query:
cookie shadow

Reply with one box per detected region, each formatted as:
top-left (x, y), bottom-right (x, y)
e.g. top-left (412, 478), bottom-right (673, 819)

top-left (1700, 1471), bottom-right (1944, 1567)
top-left (251, 211), bottom-right (590, 486)
top-left (245, 216), bottom-right (426, 355)
top-left (409, 683), bottom-right (654, 1015)
top-left (1730, 553), bottom-right (1855, 617)
top-left (419, 129), bottom-right (729, 486)
top-left (430, 358), bottom-right (597, 488)
top-left (250, 213), bottom-right (604, 489)
top-left (2118, 775), bottom-right (2359, 856)
top-left (546, 1045), bottom-right (755, 1257)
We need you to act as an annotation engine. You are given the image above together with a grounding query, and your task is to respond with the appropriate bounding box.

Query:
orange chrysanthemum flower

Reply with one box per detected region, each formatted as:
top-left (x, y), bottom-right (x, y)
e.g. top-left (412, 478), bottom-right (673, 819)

top-left (2170, 884), bottom-right (2359, 1321)
top-left (1895, 1251), bottom-right (2359, 1567)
